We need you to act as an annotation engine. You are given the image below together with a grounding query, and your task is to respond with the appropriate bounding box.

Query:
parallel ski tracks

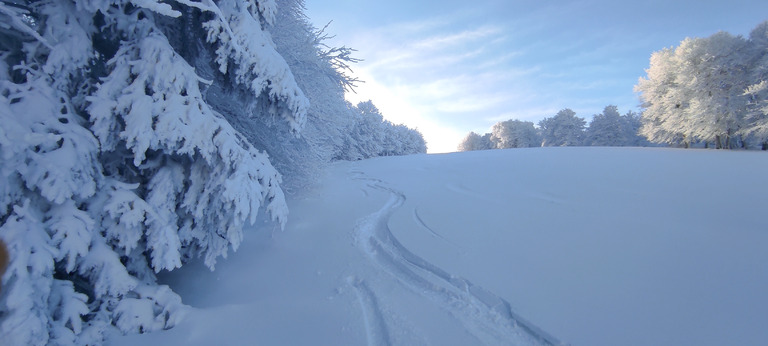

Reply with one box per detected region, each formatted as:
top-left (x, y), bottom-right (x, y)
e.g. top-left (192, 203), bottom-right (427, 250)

top-left (348, 276), bottom-right (391, 346)
top-left (348, 169), bottom-right (564, 346)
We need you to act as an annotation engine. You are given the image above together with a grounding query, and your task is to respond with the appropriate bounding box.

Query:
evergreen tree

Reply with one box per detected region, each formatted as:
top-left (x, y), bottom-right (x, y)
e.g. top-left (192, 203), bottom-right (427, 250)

top-left (0, 0), bottom-right (308, 343)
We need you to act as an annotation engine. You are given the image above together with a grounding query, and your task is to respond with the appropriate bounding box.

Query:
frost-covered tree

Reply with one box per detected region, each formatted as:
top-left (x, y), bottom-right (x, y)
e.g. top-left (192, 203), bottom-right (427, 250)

top-left (457, 131), bottom-right (493, 151)
top-left (744, 81), bottom-right (768, 149)
top-left (337, 100), bottom-right (427, 160)
top-left (490, 119), bottom-right (541, 149)
top-left (538, 108), bottom-right (586, 146)
top-left (379, 121), bottom-right (427, 156)
top-left (350, 100), bottom-right (386, 158)
top-left (397, 123), bottom-right (429, 155)
top-left (584, 107), bottom-right (648, 147)
top-left (637, 21), bottom-right (768, 149)
top-left (742, 22), bottom-right (768, 149)
top-left (230, 0), bottom-right (363, 188)
top-left (635, 46), bottom-right (692, 146)
top-left (676, 32), bottom-right (750, 148)
top-left (586, 105), bottom-right (627, 146)
top-left (0, 0), bottom-right (311, 344)
top-left (620, 110), bottom-right (650, 147)
top-left (338, 100), bottom-right (426, 159)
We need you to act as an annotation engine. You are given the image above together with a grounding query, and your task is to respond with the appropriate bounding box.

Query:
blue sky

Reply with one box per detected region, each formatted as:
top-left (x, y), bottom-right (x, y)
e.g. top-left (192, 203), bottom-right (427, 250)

top-left (305, 0), bottom-right (768, 153)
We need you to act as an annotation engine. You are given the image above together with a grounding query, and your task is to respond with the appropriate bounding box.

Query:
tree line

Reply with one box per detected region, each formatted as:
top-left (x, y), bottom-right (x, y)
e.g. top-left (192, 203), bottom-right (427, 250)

top-left (458, 106), bottom-right (647, 151)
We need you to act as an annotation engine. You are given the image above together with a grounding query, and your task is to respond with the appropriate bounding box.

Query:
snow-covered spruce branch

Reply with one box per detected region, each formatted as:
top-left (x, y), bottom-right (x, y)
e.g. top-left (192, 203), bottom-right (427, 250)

top-left (88, 31), bottom-right (288, 269)
top-left (175, 0), bottom-right (308, 132)
top-left (130, 0), bottom-right (182, 17)
top-left (0, 1), bottom-right (53, 49)
top-left (1, 0), bottom-right (301, 343)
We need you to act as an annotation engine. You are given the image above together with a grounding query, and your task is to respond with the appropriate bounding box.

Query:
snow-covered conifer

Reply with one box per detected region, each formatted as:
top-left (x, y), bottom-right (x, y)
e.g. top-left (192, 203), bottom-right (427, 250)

top-left (0, 0), bottom-right (305, 343)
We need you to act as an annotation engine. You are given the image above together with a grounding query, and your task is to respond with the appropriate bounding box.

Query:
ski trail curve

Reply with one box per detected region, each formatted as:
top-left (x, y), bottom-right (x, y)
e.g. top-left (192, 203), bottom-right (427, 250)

top-left (351, 171), bottom-right (564, 346)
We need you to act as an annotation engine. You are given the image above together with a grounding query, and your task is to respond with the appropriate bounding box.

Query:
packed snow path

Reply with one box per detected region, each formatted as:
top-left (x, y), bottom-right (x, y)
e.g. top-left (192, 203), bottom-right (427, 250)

top-left (349, 170), bottom-right (560, 345)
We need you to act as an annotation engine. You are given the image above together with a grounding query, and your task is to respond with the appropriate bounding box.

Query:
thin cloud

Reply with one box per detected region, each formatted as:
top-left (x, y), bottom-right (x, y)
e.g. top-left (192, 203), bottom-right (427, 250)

top-left (475, 50), bottom-right (526, 70)
top-left (411, 25), bottom-right (504, 50)
top-left (357, 24), bottom-right (508, 74)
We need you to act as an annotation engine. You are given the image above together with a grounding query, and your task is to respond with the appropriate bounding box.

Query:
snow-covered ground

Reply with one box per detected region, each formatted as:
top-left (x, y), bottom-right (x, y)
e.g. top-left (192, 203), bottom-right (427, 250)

top-left (109, 147), bottom-right (768, 346)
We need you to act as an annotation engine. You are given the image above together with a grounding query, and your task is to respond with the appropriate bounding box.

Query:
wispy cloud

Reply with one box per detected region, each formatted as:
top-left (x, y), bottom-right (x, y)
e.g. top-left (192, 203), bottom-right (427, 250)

top-left (411, 25), bottom-right (503, 50)
top-left (354, 23), bottom-right (508, 74)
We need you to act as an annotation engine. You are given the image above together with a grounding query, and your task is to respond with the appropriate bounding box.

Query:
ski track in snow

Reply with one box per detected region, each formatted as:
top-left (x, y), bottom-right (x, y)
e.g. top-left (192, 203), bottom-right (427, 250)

top-left (350, 169), bottom-right (564, 346)
top-left (412, 208), bottom-right (460, 248)
top-left (446, 183), bottom-right (488, 201)
top-left (348, 277), bottom-right (391, 346)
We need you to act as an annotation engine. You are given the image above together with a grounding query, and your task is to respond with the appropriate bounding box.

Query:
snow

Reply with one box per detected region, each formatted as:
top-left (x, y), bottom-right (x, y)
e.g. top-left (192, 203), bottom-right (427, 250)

top-left (108, 147), bottom-right (768, 346)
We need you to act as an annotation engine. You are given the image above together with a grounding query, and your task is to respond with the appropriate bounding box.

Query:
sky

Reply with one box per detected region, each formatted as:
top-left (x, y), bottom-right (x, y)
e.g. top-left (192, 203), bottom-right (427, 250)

top-left (305, 0), bottom-right (768, 153)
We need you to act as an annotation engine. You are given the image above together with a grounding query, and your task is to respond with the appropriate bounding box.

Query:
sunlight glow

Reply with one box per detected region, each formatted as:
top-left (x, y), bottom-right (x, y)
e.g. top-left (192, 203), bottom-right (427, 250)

top-left (345, 66), bottom-right (466, 153)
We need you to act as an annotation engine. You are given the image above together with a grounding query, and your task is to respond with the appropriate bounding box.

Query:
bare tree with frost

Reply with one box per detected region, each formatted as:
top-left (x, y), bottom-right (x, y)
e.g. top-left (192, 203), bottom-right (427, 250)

top-left (538, 108), bottom-right (586, 147)
top-left (742, 22), bottom-right (768, 149)
top-left (338, 100), bottom-right (426, 160)
top-left (636, 21), bottom-right (768, 149)
top-left (585, 105), bottom-right (626, 146)
top-left (490, 119), bottom-right (541, 149)
top-left (457, 132), bottom-right (493, 151)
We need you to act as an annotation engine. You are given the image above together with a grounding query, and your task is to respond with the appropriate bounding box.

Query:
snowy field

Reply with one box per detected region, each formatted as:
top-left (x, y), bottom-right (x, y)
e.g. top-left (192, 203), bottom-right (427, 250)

top-left (109, 147), bottom-right (768, 346)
